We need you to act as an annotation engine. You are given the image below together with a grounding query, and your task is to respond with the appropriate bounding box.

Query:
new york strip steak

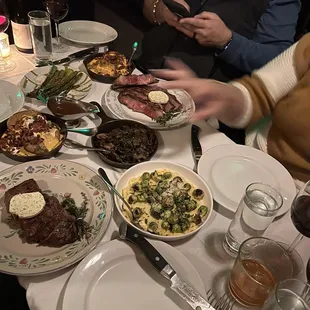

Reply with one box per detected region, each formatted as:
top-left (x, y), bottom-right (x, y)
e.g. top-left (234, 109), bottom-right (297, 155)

top-left (118, 86), bottom-right (182, 119)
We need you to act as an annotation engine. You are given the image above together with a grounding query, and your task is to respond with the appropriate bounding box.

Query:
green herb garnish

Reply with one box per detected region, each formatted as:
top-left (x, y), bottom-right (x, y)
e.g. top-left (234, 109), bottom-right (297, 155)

top-left (154, 110), bottom-right (182, 125)
top-left (61, 193), bottom-right (92, 240)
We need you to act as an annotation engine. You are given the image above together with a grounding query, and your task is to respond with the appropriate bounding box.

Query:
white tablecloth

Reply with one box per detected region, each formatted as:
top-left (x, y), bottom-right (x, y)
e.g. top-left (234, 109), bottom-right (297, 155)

top-left (0, 44), bottom-right (308, 310)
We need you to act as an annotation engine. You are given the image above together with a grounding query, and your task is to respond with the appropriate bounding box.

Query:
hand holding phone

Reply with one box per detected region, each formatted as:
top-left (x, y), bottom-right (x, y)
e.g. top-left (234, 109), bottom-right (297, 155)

top-left (162, 0), bottom-right (192, 18)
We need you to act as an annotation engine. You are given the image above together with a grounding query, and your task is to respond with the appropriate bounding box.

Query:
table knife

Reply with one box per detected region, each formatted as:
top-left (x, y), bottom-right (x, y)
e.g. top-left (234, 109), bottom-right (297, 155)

top-left (36, 46), bottom-right (100, 67)
top-left (119, 223), bottom-right (215, 310)
top-left (191, 125), bottom-right (202, 173)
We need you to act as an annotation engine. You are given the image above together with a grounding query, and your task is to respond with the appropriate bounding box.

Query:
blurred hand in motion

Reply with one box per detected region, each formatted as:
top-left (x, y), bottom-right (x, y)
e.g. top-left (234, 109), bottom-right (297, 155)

top-left (179, 12), bottom-right (232, 48)
top-left (156, 0), bottom-right (194, 37)
top-left (152, 59), bottom-right (246, 124)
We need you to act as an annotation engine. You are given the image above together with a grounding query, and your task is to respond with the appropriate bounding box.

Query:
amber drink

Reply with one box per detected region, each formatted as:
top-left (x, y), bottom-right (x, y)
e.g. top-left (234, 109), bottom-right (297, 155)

top-left (229, 237), bottom-right (293, 307)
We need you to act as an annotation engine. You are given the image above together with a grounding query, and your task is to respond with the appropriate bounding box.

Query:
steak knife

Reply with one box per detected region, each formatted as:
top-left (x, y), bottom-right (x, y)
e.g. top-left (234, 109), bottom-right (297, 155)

top-left (119, 223), bottom-right (215, 310)
top-left (36, 46), bottom-right (100, 67)
top-left (191, 125), bottom-right (202, 173)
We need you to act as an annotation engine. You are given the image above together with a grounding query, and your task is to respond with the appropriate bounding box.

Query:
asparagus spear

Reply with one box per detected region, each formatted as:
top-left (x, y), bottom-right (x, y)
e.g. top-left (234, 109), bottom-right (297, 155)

top-left (46, 72), bottom-right (82, 97)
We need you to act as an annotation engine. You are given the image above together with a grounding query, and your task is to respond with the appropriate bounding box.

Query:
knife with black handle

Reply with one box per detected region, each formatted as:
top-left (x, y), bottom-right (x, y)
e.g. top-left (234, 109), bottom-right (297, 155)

top-left (36, 46), bottom-right (100, 67)
top-left (119, 222), bottom-right (215, 310)
top-left (191, 125), bottom-right (202, 173)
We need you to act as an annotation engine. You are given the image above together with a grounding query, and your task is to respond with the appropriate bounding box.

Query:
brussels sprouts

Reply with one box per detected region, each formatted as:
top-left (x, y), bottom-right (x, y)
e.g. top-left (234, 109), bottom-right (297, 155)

top-left (198, 205), bottom-right (208, 217)
top-left (132, 183), bottom-right (141, 192)
top-left (147, 221), bottom-right (158, 233)
top-left (128, 195), bottom-right (137, 204)
top-left (177, 204), bottom-right (187, 213)
top-left (183, 183), bottom-right (191, 191)
top-left (137, 194), bottom-right (146, 202)
top-left (150, 203), bottom-right (163, 219)
top-left (147, 195), bottom-right (156, 204)
top-left (142, 172), bottom-right (150, 180)
top-left (150, 170), bottom-right (159, 181)
top-left (192, 189), bottom-right (204, 200)
top-left (133, 207), bottom-right (143, 219)
top-left (161, 221), bottom-right (170, 230)
top-left (162, 209), bottom-right (172, 219)
top-left (158, 180), bottom-right (168, 189)
top-left (180, 218), bottom-right (190, 232)
top-left (156, 186), bottom-right (164, 195)
top-left (141, 180), bottom-right (149, 188)
top-left (170, 176), bottom-right (183, 186)
top-left (186, 200), bottom-right (197, 212)
top-left (171, 224), bottom-right (182, 233)
top-left (162, 195), bottom-right (174, 209)
top-left (193, 214), bottom-right (202, 225)
top-left (168, 214), bottom-right (179, 225)
top-left (163, 172), bottom-right (172, 179)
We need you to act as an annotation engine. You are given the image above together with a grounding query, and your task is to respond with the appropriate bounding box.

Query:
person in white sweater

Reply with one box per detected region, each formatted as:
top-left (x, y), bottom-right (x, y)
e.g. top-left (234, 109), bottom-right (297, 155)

top-left (152, 33), bottom-right (310, 186)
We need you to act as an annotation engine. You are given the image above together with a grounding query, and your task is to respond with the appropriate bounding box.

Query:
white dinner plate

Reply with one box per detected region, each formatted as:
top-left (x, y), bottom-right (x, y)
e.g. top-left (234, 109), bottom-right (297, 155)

top-left (59, 21), bottom-right (118, 45)
top-left (103, 86), bottom-right (195, 129)
top-left (63, 239), bottom-right (206, 310)
top-left (0, 80), bottom-right (24, 123)
top-left (197, 145), bottom-right (296, 216)
top-left (20, 65), bottom-right (92, 101)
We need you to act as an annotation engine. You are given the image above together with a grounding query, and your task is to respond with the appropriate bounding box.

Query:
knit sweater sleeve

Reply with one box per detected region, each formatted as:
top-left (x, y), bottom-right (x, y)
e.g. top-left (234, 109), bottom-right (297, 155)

top-left (228, 33), bottom-right (310, 128)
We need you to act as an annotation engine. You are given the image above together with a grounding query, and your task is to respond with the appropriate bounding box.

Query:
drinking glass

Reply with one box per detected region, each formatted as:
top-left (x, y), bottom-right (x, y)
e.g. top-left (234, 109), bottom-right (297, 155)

top-left (287, 180), bottom-right (310, 253)
top-left (262, 279), bottom-right (310, 310)
top-left (28, 11), bottom-right (52, 62)
top-left (0, 0), bottom-right (16, 72)
top-left (229, 237), bottom-right (293, 307)
top-left (45, 0), bottom-right (69, 51)
top-left (223, 183), bottom-right (283, 257)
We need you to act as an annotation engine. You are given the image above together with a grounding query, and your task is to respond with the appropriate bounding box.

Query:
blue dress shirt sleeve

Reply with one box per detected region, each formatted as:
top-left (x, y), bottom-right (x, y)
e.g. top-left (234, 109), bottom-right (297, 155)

top-left (218, 0), bottom-right (301, 73)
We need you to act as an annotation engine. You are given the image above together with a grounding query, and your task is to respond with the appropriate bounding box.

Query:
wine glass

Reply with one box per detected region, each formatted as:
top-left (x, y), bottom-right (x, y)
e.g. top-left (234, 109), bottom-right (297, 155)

top-left (0, 0), bottom-right (16, 72)
top-left (45, 0), bottom-right (69, 52)
top-left (287, 180), bottom-right (310, 253)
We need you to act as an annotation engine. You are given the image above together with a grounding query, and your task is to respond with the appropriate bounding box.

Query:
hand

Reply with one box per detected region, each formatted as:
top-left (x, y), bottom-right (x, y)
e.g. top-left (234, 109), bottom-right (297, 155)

top-left (153, 60), bottom-right (246, 123)
top-left (156, 0), bottom-right (194, 38)
top-left (151, 58), bottom-right (197, 80)
top-left (180, 12), bottom-right (232, 48)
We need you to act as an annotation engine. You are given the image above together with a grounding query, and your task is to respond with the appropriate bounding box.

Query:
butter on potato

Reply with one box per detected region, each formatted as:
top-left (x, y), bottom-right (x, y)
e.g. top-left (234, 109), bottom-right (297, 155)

top-left (9, 192), bottom-right (45, 219)
top-left (148, 91), bottom-right (169, 104)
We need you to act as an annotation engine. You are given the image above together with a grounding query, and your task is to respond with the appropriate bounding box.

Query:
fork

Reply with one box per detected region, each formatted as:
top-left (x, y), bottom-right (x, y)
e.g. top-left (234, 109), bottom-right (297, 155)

top-left (206, 289), bottom-right (235, 310)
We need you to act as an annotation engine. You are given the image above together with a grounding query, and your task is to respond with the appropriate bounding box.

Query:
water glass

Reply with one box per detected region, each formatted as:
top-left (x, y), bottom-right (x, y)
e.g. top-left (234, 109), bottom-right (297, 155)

top-left (223, 182), bottom-right (283, 257)
top-left (229, 237), bottom-right (293, 307)
top-left (28, 11), bottom-right (52, 62)
top-left (262, 279), bottom-right (310, 310)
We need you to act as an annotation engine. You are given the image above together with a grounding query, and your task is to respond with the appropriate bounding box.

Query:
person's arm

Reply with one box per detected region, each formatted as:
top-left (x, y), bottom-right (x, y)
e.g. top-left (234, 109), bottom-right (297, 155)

top-left (218, 0), bottom-right (301, 73)
top-left (230, 33), bottom-right (310, 128)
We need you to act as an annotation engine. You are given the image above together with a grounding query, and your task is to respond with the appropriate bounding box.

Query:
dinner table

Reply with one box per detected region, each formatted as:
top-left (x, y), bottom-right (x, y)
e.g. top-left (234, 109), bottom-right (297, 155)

top-left (0, 41), bottom-right (309, 310)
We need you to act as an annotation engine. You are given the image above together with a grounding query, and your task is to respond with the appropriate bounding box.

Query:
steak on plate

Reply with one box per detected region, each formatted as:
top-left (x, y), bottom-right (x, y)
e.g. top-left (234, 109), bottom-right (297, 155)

top-left (4, 179), bottom-right (79, 247)
top-left (118, 86), bottom-right (182, 120)
top-left (112, 74), bottom-right (158, 90)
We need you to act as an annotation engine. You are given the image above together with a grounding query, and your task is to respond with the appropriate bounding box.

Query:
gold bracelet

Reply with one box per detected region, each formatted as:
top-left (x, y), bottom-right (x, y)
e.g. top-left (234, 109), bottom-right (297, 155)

top-left (152, 0), bottom-right (161, 25)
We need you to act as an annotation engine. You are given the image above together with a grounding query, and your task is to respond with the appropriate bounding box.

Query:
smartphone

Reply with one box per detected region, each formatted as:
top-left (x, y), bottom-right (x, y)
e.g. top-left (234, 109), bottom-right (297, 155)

top-left (162, 0), bottom-right (192, 18)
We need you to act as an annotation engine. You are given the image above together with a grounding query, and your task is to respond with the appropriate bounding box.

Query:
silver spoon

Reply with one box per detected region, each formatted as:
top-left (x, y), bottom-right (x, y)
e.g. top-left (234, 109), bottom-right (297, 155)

top-left (66, 127), bottom-right (98, 136)
top-left (64, 138), bottom-right (110, 154)
top-left (98, 168), bottom-right (134, 221)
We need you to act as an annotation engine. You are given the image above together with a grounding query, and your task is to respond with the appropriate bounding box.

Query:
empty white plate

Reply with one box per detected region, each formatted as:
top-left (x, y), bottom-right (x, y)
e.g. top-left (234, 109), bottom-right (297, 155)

top-left (0, 80), bottom-right (24, 123)
top-left (63, 239), bottom-right (206, 310)
top-left (197, 145), bottom-right (296, 216)
top-left (59, 21), bottom-right (118, 45)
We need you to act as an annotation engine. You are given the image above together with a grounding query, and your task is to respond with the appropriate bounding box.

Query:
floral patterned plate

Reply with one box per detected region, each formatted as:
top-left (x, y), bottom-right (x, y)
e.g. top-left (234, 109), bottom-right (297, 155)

top-left (0, 159), bottom-right (112, 276)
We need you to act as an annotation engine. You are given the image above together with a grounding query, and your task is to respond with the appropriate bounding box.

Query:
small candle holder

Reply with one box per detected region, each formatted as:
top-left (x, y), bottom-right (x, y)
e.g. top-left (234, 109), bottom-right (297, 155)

top-left (0, 33), bottom-right (16, 72)
top-left (0, 33), bottom-right (10, 58)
